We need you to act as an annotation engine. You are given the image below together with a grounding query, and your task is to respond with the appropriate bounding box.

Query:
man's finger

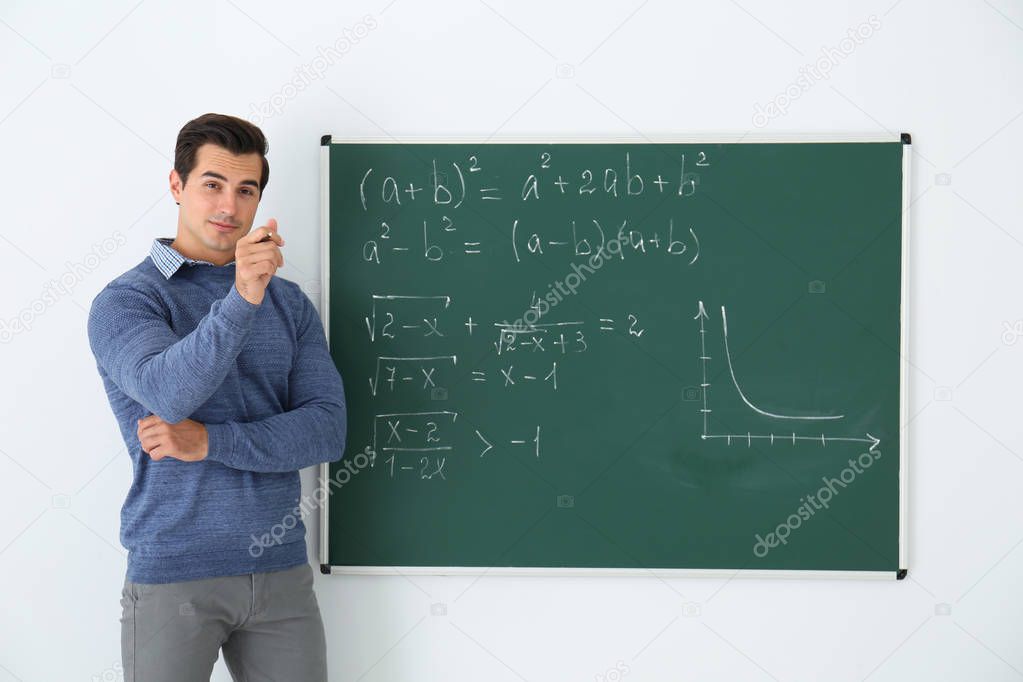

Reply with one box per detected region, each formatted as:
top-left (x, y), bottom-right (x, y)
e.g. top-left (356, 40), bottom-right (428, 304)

top-left (239, 244), bottom-right (282, 261)
top-left (248, 260), bottom-right (278, 278)
top-left (238, 249), bottom-right (282, 268)
top-left (246, 219), bottom-right (283, 245)
top-left (251, 242), bottom-right (285, 265)
top-left (138, 422), bottom-right (165, 439)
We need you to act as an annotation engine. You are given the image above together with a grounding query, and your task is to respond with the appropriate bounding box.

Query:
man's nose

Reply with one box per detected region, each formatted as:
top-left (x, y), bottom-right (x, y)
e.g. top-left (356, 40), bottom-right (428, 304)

top-left (219, 191), bottom-right (237, 215)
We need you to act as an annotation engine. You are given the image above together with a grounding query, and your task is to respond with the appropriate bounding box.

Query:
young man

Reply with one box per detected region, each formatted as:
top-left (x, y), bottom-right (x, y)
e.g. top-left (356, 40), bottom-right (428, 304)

top-left (87, 113), bottom-right (346, 681)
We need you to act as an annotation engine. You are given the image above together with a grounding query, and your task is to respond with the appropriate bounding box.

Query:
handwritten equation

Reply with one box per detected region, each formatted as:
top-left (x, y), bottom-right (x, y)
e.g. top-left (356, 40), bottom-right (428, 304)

top-left (356, 150), bottom-right (710, 265)
top-left (368, 411), bottom-right (541, 481)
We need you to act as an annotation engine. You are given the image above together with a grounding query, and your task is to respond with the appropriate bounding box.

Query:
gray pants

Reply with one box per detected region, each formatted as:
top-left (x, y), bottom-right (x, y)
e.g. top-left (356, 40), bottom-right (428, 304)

top-left (120, 563), bottom-right (327, 681)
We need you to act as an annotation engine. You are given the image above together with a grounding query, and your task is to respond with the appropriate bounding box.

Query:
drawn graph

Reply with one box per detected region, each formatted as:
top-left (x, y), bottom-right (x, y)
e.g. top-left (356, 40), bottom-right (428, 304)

top-left (695, 300), bottom-right (880, 452)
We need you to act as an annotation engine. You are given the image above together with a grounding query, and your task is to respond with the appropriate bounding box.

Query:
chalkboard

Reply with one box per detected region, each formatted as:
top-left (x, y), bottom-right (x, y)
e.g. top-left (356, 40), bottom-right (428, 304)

top-left (318, 135), bottom-right (910, 578)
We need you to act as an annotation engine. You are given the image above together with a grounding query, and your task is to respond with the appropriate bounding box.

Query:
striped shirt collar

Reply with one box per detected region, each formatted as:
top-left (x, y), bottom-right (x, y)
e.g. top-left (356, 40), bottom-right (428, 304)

top-left (149, 237), bottom-right (233, 279)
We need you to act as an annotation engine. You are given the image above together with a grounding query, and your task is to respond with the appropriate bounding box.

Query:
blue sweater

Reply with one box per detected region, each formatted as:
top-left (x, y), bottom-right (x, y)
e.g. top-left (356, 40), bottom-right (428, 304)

top-left (87, 238), bottom-right (347, 583)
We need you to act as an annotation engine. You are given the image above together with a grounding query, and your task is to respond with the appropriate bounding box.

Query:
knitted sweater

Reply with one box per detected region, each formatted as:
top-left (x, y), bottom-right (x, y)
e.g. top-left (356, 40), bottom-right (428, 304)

top-left (87, 239), bottom-right (347, 583)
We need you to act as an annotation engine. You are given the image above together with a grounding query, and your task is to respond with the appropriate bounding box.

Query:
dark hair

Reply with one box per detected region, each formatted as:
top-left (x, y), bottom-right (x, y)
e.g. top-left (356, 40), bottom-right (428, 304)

top-left (174, 113), bottom-right (270, 201)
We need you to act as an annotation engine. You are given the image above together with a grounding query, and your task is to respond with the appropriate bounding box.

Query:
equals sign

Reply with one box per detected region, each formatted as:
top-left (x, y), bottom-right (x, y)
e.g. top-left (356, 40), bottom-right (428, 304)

top-left (464, 241), bottom-right (481, 254)
top-left (599, 318), bottom-right (614, 331)
top-left (472, 371), bottom-right (487, 382)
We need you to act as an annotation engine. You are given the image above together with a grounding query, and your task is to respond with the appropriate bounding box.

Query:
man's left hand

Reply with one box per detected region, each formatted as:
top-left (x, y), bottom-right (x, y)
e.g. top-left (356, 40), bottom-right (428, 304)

top-left (137, 415), bottom-right (208, 462)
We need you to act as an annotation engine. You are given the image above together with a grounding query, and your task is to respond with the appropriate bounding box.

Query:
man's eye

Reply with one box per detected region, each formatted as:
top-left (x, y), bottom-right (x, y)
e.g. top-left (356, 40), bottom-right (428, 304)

top-left (205, 182), bottom-right (218, 190)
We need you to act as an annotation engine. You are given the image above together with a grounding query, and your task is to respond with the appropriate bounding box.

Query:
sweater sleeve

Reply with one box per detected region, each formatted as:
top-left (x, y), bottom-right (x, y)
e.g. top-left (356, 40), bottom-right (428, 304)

top-left (204, 292), bottom-right (347, 473)
top-left (87, 281), bottom-right (259, 424)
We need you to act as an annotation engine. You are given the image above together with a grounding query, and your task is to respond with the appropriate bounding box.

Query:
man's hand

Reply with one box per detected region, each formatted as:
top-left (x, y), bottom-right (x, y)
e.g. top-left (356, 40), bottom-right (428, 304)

top-left (137, 415), bottom-right (209, 462)
top-left (235, 218), bottom-right (285, 306)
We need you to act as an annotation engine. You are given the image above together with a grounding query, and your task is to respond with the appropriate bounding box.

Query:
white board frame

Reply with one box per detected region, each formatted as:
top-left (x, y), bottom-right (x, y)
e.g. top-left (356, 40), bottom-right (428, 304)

top-left (317, 132), bottom-right (912, 580)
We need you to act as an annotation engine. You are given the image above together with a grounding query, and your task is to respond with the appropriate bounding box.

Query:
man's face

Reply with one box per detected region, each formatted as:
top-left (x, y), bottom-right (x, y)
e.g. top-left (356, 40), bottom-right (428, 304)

top-left (169, 143), bottom-right (263, 264)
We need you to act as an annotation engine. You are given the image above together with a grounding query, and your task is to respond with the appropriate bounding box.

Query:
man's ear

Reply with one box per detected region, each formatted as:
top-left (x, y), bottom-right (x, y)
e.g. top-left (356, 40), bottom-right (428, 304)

top-left (169, 169), bottom-right (182, 206)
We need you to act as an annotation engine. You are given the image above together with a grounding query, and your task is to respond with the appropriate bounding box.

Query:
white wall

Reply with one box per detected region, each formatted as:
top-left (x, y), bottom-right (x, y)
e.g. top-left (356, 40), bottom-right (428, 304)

top-left (1, 1), bottom-right (1021, 680)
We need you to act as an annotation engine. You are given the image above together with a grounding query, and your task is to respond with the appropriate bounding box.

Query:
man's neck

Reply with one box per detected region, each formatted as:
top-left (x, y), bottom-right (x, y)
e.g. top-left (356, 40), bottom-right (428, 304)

top-left (170, 237), bottom-right (235, 266)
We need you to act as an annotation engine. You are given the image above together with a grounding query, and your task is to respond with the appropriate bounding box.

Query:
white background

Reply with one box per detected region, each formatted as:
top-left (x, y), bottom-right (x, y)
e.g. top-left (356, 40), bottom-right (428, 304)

top-left (1, 1), bottom-right (1022, 680)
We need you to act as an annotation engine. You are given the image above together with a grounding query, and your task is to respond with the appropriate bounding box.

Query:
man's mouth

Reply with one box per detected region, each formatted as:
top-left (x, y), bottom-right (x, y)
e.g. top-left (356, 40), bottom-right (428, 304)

top-left (211, 221), bottom-right (237, 233)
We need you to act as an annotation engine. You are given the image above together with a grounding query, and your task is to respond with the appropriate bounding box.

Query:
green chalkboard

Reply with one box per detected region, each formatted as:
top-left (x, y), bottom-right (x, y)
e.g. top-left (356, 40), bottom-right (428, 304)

top-left (319, 135), bottom-right (909, 577)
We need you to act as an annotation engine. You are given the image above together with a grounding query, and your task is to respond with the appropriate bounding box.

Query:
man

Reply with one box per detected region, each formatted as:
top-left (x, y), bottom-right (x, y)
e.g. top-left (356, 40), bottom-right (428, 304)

top-left (87, 113), bottom-right (345, 681)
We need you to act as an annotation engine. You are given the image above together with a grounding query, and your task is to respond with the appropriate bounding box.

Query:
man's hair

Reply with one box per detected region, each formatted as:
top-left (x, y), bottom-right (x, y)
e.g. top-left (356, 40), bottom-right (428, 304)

top-left (174, 113), bottom-right (270, 197)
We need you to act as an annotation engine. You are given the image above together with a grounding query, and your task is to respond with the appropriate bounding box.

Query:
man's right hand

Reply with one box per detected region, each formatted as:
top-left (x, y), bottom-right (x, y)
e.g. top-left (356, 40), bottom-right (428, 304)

top-left (235, 218), bottom-right (285, 305)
